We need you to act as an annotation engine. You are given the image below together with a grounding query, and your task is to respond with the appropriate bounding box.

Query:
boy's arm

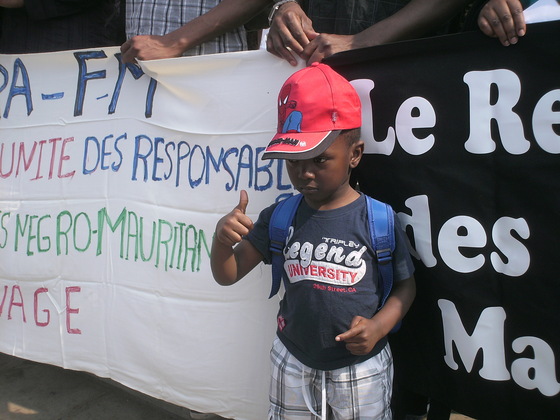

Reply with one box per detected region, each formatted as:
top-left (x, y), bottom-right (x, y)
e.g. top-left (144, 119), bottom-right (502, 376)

top-left (335, 276), bottom-right (416, 355)
top-left (211, 237), bottom-right (264, 285)
top-left (211, 190), bottom-right (264, 285)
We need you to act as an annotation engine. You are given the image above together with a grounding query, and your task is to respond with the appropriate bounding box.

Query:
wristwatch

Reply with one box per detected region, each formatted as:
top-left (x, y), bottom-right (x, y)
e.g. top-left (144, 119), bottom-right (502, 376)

top-left (268, 0), bottom-right (299, 26)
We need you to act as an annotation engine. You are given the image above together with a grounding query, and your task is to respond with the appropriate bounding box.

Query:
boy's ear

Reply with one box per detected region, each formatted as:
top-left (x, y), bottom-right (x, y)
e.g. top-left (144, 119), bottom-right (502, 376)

top-left (350, 140), bottom-right (364, 169)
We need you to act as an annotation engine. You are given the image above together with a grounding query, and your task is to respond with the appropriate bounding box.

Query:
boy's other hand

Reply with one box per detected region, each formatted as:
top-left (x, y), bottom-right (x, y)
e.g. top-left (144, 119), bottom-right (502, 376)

top-left (214, 190), bottom-right (254, 247)
top-left (335, 315), bottom-right (384, 356)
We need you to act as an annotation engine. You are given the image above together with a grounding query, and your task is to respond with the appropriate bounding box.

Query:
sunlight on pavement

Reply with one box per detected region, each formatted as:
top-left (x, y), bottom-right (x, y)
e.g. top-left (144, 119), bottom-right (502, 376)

top-left (8, 401), bottom-right (38, 415)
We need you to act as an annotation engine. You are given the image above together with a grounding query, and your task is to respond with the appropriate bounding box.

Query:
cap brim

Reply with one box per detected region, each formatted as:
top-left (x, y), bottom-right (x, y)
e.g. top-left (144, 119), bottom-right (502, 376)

top-left (261, 130), bottom-right (341, 160)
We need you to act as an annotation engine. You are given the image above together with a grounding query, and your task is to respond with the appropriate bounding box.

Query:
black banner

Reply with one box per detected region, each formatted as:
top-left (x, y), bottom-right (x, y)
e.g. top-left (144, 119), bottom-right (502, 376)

top-left (328, 21), bottom-right (560, 420)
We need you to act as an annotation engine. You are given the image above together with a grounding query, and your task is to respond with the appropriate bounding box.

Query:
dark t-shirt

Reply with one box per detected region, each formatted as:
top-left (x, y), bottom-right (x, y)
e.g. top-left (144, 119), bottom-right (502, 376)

top-left (0, 0), bottom-right (124, 54)
top-left (301, 0), bottom-right (410, 35)
top-left (247, 194), bottom-right (415, 370)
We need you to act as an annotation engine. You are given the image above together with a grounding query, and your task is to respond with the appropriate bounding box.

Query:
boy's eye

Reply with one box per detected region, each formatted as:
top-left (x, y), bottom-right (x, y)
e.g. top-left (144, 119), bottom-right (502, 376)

top-left (314, 156), bottom-right (327, 163)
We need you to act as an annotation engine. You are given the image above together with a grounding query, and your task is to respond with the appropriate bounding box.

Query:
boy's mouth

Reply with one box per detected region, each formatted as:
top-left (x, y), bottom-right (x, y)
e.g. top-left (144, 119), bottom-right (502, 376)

top-left (298, 185), bottom-right (318, 193)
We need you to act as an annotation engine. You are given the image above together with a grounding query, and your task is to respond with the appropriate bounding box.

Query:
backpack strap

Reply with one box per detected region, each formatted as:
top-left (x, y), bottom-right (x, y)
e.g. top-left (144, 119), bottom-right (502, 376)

top-left (365, 195), bottom-right (395, 310)
top-left (268, 194), bottom-right (303, 298)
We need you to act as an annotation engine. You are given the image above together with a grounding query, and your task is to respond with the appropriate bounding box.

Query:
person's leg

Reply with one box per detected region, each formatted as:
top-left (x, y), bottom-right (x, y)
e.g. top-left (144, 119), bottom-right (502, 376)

top-left (269, 337), bottom-right (320, 419)
top-left (328, 344), bottom-right (394, 420)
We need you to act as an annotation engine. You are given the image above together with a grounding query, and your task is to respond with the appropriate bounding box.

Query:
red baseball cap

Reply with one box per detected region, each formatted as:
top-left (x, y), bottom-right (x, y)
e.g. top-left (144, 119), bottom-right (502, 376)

top-left (262, 62), bottom-right (361, 160)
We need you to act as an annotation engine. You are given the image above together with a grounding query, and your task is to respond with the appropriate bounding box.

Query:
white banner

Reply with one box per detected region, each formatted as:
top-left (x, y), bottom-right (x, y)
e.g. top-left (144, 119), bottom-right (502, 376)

top-left (0, 47), bottom-right (302, 420)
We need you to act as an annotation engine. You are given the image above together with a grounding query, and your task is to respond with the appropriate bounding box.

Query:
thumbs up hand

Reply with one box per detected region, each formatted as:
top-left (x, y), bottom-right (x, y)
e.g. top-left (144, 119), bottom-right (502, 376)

top-left (235, 189), bottom-right (249, 215)
top-left (215, 190), bottom-right (254, 247)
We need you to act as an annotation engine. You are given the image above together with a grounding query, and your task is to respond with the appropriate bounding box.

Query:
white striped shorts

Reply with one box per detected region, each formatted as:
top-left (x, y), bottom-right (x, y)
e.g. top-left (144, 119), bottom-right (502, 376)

top-left (268, 338), bottom-right (393, 420)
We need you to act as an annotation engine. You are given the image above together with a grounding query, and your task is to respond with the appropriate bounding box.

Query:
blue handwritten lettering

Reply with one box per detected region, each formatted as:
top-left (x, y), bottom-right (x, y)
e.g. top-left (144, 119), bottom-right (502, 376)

top-left (110, 53), bottom-right (157, 118)
top-left (3, 58), bottom-right (33, 118)
top-left (73, 51), bottom-right (108, 117)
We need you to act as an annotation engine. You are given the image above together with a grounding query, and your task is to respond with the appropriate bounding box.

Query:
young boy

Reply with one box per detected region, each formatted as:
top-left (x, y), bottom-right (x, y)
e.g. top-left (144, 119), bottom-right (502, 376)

top-left (211, 63), bottom-right (416, 419)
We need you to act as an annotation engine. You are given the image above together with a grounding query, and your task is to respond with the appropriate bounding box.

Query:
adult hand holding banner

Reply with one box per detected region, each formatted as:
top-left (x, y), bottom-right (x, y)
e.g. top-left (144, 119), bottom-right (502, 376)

top-left (1, 21), bottom-right (559, 420)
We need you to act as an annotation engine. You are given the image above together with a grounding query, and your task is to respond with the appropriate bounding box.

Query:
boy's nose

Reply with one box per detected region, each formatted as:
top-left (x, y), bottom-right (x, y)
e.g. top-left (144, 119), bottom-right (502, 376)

top-left (297, 161), bottom-right (314, 179)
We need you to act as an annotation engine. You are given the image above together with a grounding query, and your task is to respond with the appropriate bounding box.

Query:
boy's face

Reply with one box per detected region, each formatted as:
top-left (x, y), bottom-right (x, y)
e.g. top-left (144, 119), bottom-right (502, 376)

top-left (285, 134), bottom-right (364, 209)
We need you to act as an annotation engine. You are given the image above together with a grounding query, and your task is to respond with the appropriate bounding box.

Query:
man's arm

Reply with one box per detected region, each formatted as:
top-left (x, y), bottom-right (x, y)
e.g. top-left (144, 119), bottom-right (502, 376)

top-left (121, 0), bottom-right (272, 62)
top-left (268, 0), bottom-right (470, 65)
top-left (0, 0), bottom-right (23, 7)
top-left (346, 0), bottom-right (468, 47)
